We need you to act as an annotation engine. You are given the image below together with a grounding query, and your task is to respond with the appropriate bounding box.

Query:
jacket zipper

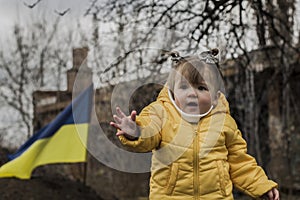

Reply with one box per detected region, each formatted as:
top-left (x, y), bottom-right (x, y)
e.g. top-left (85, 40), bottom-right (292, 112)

top-left (193, 128), bottom-right (199, 200)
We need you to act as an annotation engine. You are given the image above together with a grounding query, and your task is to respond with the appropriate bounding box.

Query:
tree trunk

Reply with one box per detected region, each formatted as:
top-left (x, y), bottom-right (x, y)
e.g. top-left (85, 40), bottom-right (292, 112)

top-left (267, 78), bottom-right (286, 185)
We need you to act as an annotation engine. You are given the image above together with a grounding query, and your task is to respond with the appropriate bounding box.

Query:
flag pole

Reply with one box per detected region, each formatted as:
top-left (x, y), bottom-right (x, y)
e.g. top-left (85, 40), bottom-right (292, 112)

top-left (82, 83), bottom-right (93, 186)
top-left (82, 153), bottom-right (88, 185)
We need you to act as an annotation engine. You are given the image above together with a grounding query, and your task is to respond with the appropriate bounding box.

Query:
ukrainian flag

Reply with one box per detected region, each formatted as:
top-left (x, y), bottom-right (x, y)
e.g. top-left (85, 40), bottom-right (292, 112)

top-left (0, 84), bottom-right (93, 179)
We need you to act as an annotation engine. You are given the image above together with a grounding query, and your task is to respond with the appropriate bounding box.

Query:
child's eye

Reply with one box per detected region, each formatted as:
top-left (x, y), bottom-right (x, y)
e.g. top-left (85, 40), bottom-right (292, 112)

top-left (198, 86), bottom-right (208, 91)
top-left (179, 84), bottom-right (188, 89)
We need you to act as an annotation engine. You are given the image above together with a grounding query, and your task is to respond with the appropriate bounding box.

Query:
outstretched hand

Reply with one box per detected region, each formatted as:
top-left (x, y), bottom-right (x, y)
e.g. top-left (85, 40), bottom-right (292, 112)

top-left (110, 107), bottom-right (140, 139)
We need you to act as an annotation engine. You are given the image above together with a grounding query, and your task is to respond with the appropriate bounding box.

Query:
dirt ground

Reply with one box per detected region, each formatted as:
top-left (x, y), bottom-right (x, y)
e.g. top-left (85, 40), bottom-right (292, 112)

top-left (0, 147), bottom-right (101, 200)
top-left (0, 174), bottom-right (103, 200)
top-left (0, 147), bottom-right (299, 200)
top-left (0, 175), bottom-right (297, 200)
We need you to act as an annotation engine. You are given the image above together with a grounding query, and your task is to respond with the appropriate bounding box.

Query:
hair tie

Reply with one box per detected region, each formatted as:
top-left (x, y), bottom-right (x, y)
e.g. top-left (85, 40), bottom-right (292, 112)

top-left (161, 50), bottom-right (183, 63)
top-left (198, 48), bottom-right (219, 64)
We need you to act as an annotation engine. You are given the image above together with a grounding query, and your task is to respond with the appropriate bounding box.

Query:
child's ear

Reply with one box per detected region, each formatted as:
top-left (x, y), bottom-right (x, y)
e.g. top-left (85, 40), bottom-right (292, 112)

top-left (212, 91), bottom-right (221, 106)
top-left (212, 99), bottom-right (218, 107)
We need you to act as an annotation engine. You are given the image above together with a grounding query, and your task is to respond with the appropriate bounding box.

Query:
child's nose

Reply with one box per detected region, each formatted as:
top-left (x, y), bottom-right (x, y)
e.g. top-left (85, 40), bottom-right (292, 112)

top-left (187, 88), bottom-right (197, 97)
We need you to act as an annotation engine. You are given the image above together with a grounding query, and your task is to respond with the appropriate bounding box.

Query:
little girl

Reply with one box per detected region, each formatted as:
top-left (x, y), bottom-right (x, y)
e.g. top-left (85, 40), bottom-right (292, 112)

top-left (110, 49), bottom-right (279, 200)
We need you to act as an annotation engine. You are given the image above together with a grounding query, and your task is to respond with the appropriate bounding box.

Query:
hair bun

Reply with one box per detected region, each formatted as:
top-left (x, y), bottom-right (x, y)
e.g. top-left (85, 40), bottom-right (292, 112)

top-left (198, 48), bottom-right (219, 64)
top-left (161, 50), bottom-right (183, 64)
top-left (161, 50), bottom-right (180, 58)
top-left (211, 48), bottom-right (219, 56)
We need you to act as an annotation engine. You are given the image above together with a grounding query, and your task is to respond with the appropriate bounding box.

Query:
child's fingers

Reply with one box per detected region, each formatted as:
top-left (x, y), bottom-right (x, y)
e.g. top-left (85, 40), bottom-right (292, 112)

top-left (131, 110), bottom-right (137, 121)
top-left (109, 122), bottom-right (115, 128)
top-left (116, 130), bottom-right (125, 136)
top-left (273, 188), bottom-right (280, 200)
top-left (266, 188), bottom-right (279, 200)
top-left (116, 107), bottom-right (127, 118)
top-left (113, 114), bottom-right (122, 124)
top-left (267, 192), bottom-right (273, 200)
top-left (110, 122), bottom-right (120, 130)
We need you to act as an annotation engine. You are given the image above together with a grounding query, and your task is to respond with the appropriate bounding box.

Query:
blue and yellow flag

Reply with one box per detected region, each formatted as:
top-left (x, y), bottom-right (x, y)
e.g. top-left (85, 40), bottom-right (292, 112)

top-left (0, 84), bottom-right (93, 179)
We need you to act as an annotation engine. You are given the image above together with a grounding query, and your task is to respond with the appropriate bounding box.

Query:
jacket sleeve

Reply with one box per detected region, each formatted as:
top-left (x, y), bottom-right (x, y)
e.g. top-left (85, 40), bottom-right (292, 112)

top-left (118, 101), bottom-right (164, 152)
top-left (224, 117), bottom-right (278, 198)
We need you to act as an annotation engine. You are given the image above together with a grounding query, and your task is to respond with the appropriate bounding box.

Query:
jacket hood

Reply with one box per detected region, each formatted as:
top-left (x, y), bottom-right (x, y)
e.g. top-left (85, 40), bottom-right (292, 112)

top-left (156, 86), bottom-right (230, 120)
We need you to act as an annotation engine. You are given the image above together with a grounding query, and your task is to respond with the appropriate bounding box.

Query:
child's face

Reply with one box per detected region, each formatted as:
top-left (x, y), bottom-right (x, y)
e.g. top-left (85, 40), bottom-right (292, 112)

top-left (173, 73), bottom-right (212, 115)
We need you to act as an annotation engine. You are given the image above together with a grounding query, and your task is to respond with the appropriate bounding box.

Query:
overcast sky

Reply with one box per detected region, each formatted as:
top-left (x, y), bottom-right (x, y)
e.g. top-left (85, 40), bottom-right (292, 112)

top-left (0, 0), bottom-right (96, 147)
top-left (0, 0), bottom-right (94, 38)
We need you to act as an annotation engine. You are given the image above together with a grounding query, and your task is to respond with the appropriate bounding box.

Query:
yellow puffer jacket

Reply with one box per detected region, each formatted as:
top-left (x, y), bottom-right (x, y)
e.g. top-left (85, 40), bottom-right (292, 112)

top-left (119, 87), bottom-right (277, 200)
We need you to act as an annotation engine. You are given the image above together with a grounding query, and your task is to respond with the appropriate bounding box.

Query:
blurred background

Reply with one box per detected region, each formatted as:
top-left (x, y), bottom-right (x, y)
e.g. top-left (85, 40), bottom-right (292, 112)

top-left (0, 0), bottom-right (300, 199)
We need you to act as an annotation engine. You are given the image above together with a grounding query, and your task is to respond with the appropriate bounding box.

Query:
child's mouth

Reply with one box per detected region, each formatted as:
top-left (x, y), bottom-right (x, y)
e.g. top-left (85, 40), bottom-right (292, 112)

top-left (187, 102), bottom-right (198, 107)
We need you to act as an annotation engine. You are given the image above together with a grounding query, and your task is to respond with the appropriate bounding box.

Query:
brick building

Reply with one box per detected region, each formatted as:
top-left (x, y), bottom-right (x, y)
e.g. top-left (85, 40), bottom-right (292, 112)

top-left (33, 47), bottom-right (92, 130)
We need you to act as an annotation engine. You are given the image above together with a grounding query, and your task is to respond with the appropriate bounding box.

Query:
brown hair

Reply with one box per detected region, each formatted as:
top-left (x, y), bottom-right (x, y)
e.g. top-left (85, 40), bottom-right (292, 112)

top-left (166, 49), bottom-right (224, 102)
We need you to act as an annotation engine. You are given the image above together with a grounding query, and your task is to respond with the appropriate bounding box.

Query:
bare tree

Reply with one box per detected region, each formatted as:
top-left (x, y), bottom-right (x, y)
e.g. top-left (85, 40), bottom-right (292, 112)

top-left (85, 0), bottom-right (300, 191)
top-left (0, 17), bottom-right (73, 141)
